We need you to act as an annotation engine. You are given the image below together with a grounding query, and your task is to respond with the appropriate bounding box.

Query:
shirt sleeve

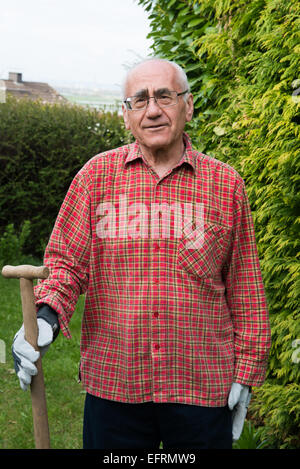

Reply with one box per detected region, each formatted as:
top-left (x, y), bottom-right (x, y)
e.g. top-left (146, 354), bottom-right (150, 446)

top-left (34, 167), bottom-right (92, 338)
top-left (222, 177), bottom-right (271, 387)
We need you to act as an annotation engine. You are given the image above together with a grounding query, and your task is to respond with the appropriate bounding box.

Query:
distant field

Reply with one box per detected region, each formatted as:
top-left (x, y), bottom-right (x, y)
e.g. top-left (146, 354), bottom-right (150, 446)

top-left (58, 87), bottom-right (122, 113)
top-left (63, 94), bottom-right (122, 113)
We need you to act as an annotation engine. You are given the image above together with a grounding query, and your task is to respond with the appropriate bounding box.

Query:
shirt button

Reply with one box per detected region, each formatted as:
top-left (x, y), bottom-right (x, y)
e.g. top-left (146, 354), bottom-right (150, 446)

top-left (154, 344), bottom-right (160, 351)
top-left (153, 243), bottom-right (160, 252)
top-left (153, 312), bottom-right (159, 318)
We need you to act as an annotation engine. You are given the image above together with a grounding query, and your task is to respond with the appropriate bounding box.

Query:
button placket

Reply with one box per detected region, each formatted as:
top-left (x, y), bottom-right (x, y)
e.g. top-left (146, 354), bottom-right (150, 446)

top-left (151, 181), bottom-right (162, 388)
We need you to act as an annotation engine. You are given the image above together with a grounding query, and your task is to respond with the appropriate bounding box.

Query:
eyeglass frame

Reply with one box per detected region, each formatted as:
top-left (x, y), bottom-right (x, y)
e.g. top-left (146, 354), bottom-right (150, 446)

top-left (123, 89), bottom-right (189, 111)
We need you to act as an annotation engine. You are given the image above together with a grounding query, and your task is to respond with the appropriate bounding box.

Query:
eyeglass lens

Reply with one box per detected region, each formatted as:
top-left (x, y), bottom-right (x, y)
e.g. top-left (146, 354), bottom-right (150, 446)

top-left (130, 90), bottom-right (177, 109)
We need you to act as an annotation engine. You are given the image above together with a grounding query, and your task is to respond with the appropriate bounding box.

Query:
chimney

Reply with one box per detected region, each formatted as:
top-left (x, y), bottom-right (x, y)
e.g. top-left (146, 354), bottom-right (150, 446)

top-left (9, 72), bottom-right (22, 83)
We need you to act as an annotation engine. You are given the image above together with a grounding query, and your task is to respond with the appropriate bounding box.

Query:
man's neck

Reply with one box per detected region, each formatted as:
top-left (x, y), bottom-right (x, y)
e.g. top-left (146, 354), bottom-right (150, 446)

top-left (139, 138), bottom-right (185, 178)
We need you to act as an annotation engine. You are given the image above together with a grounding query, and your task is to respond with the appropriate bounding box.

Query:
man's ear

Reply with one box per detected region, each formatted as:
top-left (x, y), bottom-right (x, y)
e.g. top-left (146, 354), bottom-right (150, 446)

top-left (122, 104), bottom-right (130, 130)
top-left (185, 93), bottom-right (194, 123)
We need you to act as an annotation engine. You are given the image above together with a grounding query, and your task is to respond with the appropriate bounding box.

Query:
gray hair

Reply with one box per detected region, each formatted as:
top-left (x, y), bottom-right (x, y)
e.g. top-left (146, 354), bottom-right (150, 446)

top-left (122, 57), bottom-right (190, 100)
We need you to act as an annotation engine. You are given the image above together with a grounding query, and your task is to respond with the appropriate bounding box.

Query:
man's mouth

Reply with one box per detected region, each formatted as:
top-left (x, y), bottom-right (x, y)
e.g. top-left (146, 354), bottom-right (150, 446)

top-left (144, 124), bottom-right (168, 130)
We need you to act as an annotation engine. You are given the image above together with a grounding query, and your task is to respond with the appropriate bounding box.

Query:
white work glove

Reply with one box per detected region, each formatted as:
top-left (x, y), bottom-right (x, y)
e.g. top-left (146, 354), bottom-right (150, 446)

top-left (12, 319), bottom-right (53, 391)
top-left (228, 382), bottom-right (251, 441)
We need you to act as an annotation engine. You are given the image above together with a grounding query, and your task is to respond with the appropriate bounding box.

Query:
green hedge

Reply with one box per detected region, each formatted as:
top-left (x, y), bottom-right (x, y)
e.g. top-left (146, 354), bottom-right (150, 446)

top-left (0, 96), bottom-right (131, 258)
top-left (139, 0), bottom-right (300, 448)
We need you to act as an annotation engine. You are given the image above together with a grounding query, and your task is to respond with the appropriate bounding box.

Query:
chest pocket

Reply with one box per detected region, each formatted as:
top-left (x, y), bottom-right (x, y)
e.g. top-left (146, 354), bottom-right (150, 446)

top-left (176, 222), bottom-right (231, 279)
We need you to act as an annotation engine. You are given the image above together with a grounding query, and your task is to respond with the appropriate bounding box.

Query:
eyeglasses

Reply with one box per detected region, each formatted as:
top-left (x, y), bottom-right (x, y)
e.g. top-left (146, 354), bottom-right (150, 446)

top-left (123, 89), bottom-right (189, 111)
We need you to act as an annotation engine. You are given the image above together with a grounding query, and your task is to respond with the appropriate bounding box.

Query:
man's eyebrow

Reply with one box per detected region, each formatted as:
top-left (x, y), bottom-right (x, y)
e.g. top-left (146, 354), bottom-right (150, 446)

top-left (133, 89), bottom-right (148, 98)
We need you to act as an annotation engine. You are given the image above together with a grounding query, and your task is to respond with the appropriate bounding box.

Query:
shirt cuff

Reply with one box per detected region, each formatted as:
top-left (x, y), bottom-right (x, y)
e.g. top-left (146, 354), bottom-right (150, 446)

top-left (234, 358), bottom-right (268, 387)
top-left (35, 297), bottom-right (72, 339)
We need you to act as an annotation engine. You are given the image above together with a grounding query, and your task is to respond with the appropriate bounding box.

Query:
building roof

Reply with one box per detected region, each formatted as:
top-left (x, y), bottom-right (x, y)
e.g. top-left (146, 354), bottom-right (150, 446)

top-left (0, 72), bottom-right (66, 104)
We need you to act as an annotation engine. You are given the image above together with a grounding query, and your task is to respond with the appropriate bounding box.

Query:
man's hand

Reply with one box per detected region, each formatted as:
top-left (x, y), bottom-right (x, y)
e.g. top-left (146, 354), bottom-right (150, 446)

top-left (228, 382), bottom-right (251, 441)
top-left (12, 305), bottom-right (59, 391)
top-left (12, 318), bottom-right (53, 391)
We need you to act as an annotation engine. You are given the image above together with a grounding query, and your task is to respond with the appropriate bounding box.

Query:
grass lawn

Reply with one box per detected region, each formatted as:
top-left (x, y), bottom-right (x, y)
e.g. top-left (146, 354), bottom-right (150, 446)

top-left (0, 274), bottom-right (86, 449)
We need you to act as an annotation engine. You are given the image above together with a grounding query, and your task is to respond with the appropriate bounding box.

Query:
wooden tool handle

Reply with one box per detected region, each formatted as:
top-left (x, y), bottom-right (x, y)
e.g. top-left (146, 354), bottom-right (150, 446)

top-left (2, 265), bottom-right (49, 280)
top-left (20, 278), bottom-right (50, 449)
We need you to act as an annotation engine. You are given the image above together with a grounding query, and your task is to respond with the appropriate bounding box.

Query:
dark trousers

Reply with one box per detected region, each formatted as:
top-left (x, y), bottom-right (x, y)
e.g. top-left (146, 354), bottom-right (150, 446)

top-left (83, 393), bottom-right (232, 449)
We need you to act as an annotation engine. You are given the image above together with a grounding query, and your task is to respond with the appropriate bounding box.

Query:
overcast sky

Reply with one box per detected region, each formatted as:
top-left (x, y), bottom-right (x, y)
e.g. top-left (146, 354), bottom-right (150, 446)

top-left (0, 0), bottom-right (152, 90)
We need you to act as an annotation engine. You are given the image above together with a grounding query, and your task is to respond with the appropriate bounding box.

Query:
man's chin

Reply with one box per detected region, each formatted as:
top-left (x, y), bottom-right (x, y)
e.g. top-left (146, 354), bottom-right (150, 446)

top-left (140, 134), bottom-right (172, 150)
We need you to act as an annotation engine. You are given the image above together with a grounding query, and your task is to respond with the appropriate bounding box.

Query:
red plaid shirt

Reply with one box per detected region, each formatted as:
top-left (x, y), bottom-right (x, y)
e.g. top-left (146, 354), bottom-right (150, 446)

top-left (35, 133), bottom-right (271, 407)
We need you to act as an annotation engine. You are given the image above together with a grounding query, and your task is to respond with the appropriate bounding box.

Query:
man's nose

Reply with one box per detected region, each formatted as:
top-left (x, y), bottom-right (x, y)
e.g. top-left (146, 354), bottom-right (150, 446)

top-left (145, 97), bottom-right (163, 117)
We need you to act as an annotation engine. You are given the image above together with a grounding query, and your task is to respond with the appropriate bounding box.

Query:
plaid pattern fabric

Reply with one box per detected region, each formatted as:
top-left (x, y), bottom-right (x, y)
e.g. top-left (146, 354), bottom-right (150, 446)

top-left (34, 133), bottom-right (271, 407)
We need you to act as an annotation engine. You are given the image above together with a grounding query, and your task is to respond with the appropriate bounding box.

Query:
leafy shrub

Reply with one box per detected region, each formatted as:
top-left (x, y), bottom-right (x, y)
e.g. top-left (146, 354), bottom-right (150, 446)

top-left (0, 96), bottom-right (131, 258)
top-left (139, 0), bottom-right (300, 448)
top-left (233, 421), bottom-right (270, 450)
top-left (0, 221), bottom-right (37, 267)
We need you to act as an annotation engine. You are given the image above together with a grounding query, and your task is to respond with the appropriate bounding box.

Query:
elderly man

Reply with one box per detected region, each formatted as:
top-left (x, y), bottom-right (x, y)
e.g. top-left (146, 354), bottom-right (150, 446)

top-left (12, 58), bottom-right (271, 449)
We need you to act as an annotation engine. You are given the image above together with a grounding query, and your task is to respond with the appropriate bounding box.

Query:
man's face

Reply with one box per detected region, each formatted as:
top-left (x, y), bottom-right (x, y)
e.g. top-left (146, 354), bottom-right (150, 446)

top-left (122, 61), bottom-right (193, 153)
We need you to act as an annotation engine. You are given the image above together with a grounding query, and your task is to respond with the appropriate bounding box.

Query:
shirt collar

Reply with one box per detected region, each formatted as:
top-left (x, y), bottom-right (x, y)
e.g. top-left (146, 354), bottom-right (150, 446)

top-left (124, 132), bottom-right (196, 172)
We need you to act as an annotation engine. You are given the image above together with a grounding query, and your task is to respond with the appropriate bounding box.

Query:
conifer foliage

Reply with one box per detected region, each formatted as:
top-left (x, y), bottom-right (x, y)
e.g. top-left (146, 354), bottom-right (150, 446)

top-left (139, 0), bottom-right (300, 447)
